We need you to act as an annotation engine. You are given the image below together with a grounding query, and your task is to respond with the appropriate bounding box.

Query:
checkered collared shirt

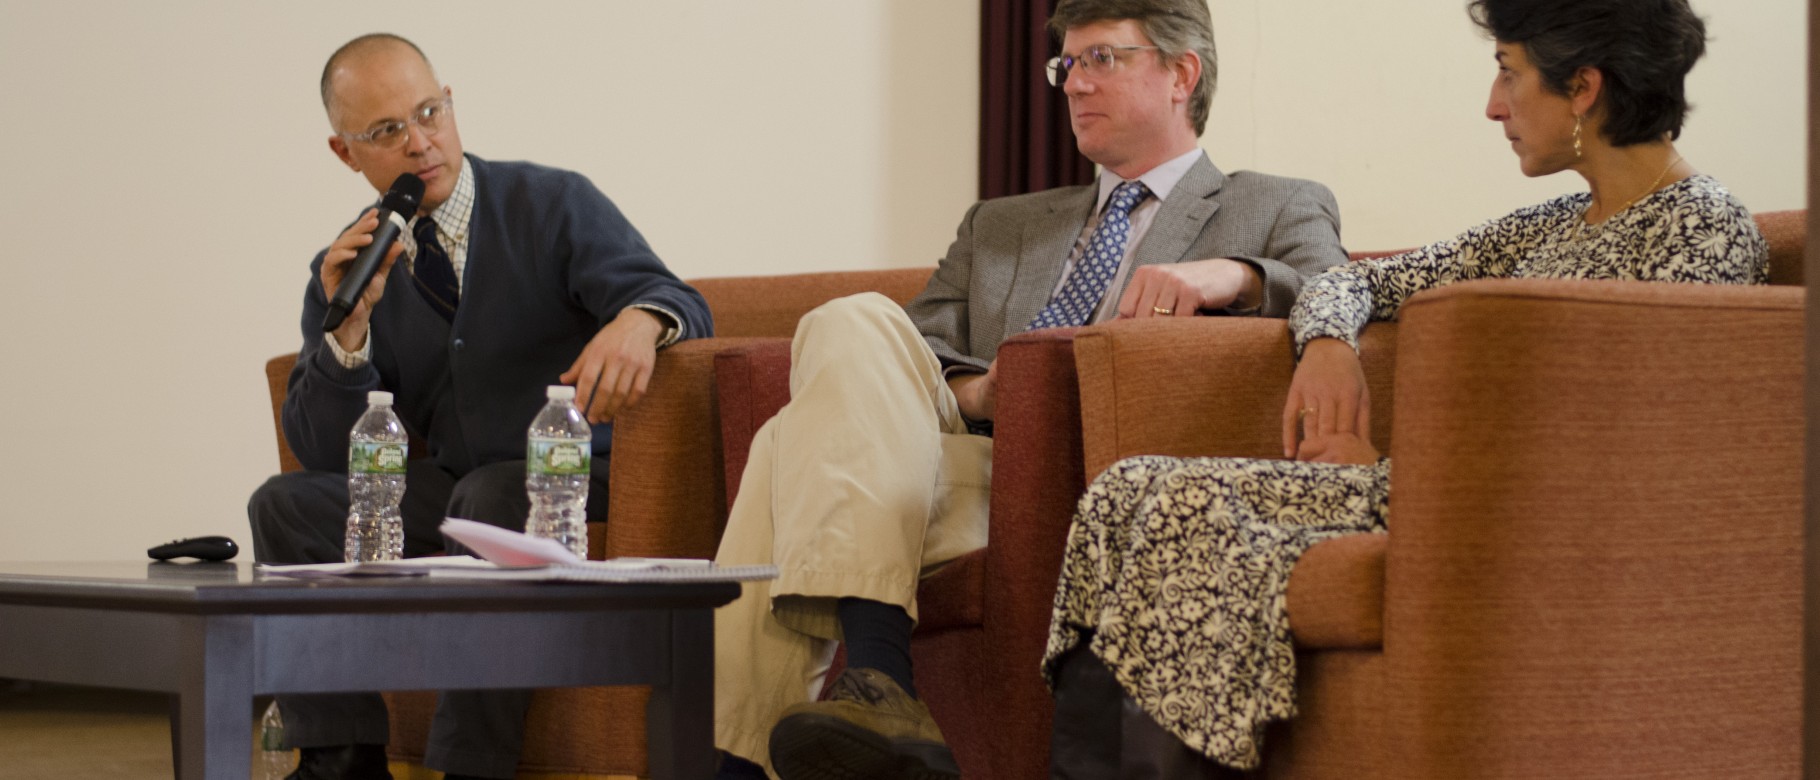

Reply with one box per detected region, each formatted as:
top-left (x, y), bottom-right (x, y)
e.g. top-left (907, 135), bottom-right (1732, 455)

top-left (400, 157), bottom-right (476, 292)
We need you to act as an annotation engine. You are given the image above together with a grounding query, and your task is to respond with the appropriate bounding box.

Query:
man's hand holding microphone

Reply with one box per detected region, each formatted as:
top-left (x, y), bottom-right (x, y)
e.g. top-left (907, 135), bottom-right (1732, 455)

top-left (320, 174), bottom-right (424, 352)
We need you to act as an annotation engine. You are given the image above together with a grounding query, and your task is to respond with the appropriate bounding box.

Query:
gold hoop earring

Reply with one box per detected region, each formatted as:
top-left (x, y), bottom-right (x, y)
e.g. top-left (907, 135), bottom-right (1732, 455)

top-left (1572, 115), bottom-right (1583, 159)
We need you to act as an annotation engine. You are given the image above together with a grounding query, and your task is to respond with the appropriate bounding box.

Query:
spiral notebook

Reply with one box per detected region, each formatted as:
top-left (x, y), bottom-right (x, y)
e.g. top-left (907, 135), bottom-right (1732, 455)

top-left (423, 560), bottom-right (777, 583)
top-left (436, 518), bottom-right (777, 582)
top-left (258, 518), bottom-right (776, 583)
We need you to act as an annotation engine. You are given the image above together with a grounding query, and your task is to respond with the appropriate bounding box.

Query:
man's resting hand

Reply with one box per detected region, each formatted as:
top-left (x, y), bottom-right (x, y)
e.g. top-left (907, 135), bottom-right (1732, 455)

top-left (561, 307), bottom-right (666, 424)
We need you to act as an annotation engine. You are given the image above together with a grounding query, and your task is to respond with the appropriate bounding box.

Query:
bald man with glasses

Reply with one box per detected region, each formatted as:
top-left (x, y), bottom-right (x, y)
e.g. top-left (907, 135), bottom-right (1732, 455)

top-left (248, 33), bottom-right (710, 780)
top-left (711, 1), bottom-right (1349, 778)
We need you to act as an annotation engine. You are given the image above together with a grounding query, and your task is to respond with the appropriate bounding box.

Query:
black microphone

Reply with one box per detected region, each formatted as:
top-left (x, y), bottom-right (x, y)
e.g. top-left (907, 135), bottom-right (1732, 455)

top-left (322, 173), bottom-right (426, 333)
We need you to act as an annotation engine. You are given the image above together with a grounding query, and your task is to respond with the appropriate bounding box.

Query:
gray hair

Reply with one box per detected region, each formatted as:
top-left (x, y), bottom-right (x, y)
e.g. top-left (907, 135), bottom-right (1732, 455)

top-left (1049, 0), bottom-right (1218, 134)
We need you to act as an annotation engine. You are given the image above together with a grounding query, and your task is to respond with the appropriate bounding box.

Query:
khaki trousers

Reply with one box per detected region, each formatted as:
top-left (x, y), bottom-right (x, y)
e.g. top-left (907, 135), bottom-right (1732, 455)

top-left (713, 293), bottom-right (993, 770)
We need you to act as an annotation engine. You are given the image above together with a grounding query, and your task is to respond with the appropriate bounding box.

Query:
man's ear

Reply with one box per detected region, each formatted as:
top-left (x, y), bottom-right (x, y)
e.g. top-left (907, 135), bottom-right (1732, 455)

top-left (329, 135), bottom-right (359, 172)
top-left (1172, 50), bottom-right (1202, 104)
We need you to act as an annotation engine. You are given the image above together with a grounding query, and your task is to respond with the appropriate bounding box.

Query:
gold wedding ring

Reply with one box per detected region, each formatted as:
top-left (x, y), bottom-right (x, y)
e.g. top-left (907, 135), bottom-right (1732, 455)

top-left (1152, 306), bottom-right (1173, 316)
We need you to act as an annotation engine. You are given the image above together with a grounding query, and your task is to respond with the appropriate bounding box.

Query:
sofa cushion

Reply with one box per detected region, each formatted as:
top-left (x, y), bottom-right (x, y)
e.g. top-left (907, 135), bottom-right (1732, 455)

top-left (915, 549), bottom-right (988, 632)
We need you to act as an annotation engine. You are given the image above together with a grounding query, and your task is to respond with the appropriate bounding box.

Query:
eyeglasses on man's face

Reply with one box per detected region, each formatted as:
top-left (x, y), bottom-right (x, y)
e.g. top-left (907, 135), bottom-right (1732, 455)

top-left (1045, 44), bottom-right (1161, 87)
top-left (340, 96), bottom-right (454, 149)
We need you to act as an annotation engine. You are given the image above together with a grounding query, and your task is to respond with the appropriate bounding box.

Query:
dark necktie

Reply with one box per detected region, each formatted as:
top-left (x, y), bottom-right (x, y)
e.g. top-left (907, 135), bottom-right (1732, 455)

top-left (1027, 180), bottom-right (1151, 330)
top-left (411, 217), bottom-right (460, 321)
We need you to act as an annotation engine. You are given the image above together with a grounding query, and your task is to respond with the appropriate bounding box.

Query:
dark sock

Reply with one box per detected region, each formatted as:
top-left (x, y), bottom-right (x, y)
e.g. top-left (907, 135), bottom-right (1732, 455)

top-left (837, 597), bottom-right (917, 698)
top-left (716, 751), bottom-right (768, 779)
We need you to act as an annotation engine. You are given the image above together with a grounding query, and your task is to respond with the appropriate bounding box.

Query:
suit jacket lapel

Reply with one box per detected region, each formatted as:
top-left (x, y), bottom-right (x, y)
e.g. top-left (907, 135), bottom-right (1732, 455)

top-left (1126, 155), bottom-right (1225, 280)
top-left (1004, 185), bottom-right (1097, 333)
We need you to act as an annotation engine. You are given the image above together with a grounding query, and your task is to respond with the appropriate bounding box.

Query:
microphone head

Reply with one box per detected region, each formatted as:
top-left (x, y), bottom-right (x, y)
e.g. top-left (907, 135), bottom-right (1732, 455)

top-left (379, 173), bottom-right (426, 215)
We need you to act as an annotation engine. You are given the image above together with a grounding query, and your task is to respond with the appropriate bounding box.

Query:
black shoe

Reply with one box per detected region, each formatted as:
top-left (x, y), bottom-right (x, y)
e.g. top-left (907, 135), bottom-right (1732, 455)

top-left (286, 744), bottom-right (392, 780)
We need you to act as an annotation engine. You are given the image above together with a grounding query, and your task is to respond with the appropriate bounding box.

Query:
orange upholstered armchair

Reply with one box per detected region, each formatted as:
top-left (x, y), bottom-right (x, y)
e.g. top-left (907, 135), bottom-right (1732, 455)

top-left (1062, 210), bottom-right (1805, 779)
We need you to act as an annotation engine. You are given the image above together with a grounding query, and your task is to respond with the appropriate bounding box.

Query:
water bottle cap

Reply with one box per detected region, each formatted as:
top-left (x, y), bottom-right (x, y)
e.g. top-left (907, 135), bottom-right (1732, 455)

top-left (547, 385), bottom-right (576, 401)
top-left (367, 391), bottom-right (394, 406)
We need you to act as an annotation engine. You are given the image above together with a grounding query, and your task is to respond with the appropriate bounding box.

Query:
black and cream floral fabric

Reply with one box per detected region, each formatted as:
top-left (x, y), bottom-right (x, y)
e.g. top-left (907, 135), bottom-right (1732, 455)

top-left (1290, 174), bottom-right (1766, 353)
top-left (1043, 174), bottom-right (1767, 770)
top-left (1046, 456), bottom-right (1389, 769)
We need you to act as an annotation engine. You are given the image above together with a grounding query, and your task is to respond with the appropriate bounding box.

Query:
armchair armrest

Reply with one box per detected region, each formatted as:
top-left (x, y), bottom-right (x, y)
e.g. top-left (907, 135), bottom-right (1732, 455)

top-left (1069, 318), bottom-right (1400, 651)
top-left (603, 337), bottom-right (775, 561)
top-left (266, 353), bottom-right (303, 474)
top-left (1384, 278), bottom-right (1804, 777)
top-left (1072, 317), bottom-right (1399, 480)
top-left (715, 340), bottom-right (794, 504)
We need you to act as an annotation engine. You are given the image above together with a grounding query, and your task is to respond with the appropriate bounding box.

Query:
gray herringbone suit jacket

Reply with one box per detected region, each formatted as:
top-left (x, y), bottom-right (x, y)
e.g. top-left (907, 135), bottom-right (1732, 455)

top-left (906, 153), bottom-right (1346, 374)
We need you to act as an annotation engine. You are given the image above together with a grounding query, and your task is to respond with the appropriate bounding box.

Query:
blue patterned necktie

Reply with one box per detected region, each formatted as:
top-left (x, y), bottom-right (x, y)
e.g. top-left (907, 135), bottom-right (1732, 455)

top-left (1028, 180), bottom-right (1151, 330)
top-left (411, 217), bottom-right (460, 322)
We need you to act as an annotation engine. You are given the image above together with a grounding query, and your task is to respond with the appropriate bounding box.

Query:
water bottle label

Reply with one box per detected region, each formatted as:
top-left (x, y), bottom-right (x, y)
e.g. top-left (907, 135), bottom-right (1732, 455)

top-left (349, 442), bottom-right (408, 474)
top-left (529, 439), bottom-right (590, 475)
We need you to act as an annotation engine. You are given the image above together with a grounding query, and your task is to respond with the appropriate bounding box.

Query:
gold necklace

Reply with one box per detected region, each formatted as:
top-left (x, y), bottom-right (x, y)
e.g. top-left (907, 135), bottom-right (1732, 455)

top-left (1570, 154), bottom-right (1684, 243)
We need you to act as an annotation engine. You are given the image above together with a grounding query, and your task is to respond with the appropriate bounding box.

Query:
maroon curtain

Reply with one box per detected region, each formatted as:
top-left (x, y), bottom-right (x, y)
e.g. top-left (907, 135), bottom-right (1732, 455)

top-left (980, 0), bottom-right (1095, 200)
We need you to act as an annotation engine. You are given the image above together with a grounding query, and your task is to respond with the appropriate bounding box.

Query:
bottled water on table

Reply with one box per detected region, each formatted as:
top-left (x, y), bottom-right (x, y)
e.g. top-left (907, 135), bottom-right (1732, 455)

top-left (346, 390), bottom-right (407, 562)
top-left (526, 385), bottom-right (591, 558)
top-left (257, 700), bottom-right (295, 779)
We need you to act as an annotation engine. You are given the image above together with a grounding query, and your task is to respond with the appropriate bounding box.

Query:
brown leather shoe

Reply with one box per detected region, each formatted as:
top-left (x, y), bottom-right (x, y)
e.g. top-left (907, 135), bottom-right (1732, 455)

top-left (768, 667), bottom-right (959, 780)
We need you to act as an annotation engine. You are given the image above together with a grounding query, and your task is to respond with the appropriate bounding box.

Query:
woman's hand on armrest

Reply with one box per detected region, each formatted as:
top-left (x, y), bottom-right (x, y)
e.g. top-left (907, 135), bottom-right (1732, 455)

top-left (1283, 337), bottom-right (1370, 458)
top-left (1295, 431), bottom-right (1380, 465)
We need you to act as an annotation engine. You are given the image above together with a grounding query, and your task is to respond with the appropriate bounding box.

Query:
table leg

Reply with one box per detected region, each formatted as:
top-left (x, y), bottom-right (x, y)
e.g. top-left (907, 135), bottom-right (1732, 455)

top-left (646, 609), bottom-right (715, 780)
top-left (168, 694), bottom-right (181, 780)
top-left (173, 615), bottom-right (253, 780)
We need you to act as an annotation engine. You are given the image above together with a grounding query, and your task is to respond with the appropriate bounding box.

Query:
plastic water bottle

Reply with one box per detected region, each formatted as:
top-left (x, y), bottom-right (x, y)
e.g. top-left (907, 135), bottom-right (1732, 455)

top-left (257, 700), bottom-right (295, 779)
top-left (526, 385), bottom-right (591, 558)
top-left (346, 390), bottom-right (407, 562)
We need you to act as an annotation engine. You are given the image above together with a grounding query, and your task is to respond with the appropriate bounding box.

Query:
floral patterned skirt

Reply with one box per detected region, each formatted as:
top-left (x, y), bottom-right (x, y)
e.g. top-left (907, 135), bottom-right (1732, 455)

top-left (1043, 454), bottom-right (1390, 769)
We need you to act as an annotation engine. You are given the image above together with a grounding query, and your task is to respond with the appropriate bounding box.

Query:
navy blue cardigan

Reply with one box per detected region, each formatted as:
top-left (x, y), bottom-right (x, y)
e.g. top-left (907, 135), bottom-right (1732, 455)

top-left (282, 155), bottom-right (712, 475)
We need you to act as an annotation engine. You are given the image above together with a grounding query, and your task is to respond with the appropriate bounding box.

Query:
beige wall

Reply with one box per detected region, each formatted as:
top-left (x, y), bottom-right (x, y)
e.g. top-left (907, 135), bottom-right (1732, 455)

top-left (0, 1), bottom-right (981, 562)
top-left (0, 0), bottom-right (1801, 562)
top-left (1204, 0), bottom-right (1806, 249)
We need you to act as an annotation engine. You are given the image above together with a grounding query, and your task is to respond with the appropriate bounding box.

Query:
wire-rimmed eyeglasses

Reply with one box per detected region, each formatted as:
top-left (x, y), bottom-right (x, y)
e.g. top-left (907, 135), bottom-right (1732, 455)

top-left (338, 96), bottom-right (454, 149)
top-left (1045, 44), bottom-right (1161, 86)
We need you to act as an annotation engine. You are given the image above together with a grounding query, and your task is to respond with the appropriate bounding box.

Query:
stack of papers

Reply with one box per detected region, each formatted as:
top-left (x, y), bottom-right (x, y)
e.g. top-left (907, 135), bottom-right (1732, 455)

top-left (258, 518), bottom-right (777, 583)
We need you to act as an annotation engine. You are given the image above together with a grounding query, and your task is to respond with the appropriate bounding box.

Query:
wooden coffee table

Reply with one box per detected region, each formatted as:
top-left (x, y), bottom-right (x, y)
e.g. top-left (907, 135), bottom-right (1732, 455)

top-left (0, 561), bottom-right (739, 780)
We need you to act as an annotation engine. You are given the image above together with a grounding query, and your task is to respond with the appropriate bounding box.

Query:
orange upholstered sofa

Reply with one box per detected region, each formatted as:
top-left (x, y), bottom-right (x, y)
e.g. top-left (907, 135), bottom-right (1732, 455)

top-left (1064, 209), bottom-right (1805, 779)
top-left (687, 211), bottom-right (1804, 780)
top-left (263, 209), bottom-right (1802, 779)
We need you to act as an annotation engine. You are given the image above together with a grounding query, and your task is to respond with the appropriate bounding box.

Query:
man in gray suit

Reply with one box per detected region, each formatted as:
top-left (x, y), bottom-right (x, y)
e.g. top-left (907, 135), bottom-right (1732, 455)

top-left (712, 1), bottom-right (1346, 778)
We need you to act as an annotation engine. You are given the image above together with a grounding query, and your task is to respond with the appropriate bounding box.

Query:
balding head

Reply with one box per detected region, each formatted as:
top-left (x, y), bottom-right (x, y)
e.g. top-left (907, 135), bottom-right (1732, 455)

top-left (320, 32), bottom-right (464, 214)
top-left (320, 33), bottom-right (432, 124)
